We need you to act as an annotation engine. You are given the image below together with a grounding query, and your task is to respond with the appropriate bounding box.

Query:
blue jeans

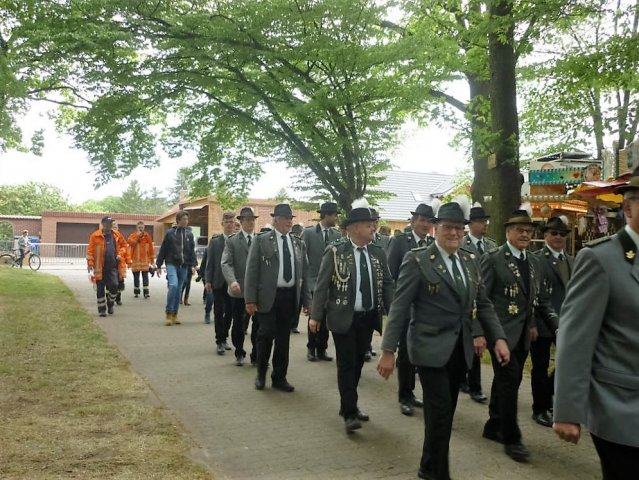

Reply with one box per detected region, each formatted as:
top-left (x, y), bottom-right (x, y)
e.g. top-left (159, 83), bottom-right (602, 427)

top-left (165, 264), bottom-right (188, 313)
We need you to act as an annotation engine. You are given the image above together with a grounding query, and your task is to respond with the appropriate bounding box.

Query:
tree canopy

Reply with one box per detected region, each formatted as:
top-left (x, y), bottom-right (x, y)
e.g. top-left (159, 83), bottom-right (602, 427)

top-left (0, 182), bottom-right (72, 215)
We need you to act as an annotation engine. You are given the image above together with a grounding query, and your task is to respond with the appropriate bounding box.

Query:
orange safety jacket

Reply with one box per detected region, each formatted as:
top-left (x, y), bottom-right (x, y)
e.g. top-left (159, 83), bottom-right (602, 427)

top-left (112, 229), bottom-right (130, 280)
top-left (87, 229), bottom-right (128, 281)
top-left (127, 231), bottom-right (155, 272)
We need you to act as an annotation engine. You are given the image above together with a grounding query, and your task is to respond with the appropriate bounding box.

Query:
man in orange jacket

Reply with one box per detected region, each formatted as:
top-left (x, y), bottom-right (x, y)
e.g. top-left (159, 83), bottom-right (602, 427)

top-left (87, 216), bottom-right (124, 317)
top-left (127, 221), bottom-right (155, 299)
top-left (112, 220), bottom-right (131, 305)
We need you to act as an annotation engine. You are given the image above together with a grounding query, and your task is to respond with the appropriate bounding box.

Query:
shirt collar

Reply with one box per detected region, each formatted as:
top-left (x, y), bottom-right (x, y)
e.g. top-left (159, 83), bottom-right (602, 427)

top-left (412, 231), bottom-right (427, 245)
top-left (468, 232), bottom-right (483, 245)
top-left (351, 240), bottom-right (367, 251)
top-left (241, 229), bottom-right (253, 238)
top-left (506, 241), bottom-right (525, 259)
top-left (545, 244), bottom-right (564, 258)
top-left (625, 224), bottom-right (639, 248)
top-left (434, 240), bottom-right (458, 260)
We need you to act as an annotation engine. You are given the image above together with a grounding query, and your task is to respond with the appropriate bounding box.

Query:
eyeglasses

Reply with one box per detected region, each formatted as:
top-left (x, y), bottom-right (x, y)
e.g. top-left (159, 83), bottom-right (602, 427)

top-left (514, 227), bottom-right (534, 235)
top-left (548, 230), bottom-right (568, 237)
top-left (439, 224), bottom-right (465, 232)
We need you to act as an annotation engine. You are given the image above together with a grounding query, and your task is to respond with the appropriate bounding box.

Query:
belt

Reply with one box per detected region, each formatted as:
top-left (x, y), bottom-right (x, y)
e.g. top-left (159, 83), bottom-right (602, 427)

top-left (276, 286), bottom-right (295, 292)
top-left (353, 309), bottom-right (375, 318)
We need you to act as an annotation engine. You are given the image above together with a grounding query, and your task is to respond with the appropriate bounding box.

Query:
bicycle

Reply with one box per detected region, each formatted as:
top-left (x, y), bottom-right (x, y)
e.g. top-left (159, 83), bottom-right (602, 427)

top-left (0, 249), bottom-right (42, 271)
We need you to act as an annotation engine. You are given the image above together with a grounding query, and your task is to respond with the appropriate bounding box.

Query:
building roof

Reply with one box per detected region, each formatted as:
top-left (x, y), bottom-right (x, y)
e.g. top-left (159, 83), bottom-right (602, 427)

top-left (375, 170), bottom-right (455, 221)
top-left (0, 215), bottom-right (42, 220)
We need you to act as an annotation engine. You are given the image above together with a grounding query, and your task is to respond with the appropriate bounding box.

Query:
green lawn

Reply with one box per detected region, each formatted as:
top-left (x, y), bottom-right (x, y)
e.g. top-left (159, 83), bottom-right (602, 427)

top-left (0, 269), bottom-right (214, 479)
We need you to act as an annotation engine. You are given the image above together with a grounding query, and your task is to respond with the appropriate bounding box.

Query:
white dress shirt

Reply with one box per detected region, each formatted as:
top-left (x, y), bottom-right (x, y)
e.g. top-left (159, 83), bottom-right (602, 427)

top-left (352, 242), bottom-right (374, 312)
top-left (435, 241), bottom-right (467, 287)
top-left (276, 231), bottom-right (295, 288)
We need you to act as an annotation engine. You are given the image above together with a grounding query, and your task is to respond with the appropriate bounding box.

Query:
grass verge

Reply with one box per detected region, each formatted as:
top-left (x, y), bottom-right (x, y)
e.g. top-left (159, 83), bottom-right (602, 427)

top-left (0, 268), bottom-right (214, 479)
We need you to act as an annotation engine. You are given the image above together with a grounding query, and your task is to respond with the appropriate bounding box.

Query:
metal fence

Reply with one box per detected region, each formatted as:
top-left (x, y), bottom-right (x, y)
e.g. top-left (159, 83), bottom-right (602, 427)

top-left (32, 243), bottom-right (170, 265)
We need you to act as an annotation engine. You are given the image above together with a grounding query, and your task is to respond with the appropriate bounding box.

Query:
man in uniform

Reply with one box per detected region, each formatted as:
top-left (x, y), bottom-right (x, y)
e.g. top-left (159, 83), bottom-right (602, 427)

top-left (205, 212), bottom-right (235, 354)
top-left (156, 210), bottom-right (197, 326)
top-left (127, 221), bottom-right (155, 299)
top-left (111, 220), bottom-right (131, 306)
top-left (244, 204), bottom-right (310, 392)
top-left (221, 207), bottom-right (259, 366)
top-left (87, 217), bottom-right (122, 317)
top-left (310, 199), bottom-right (394, 433)
top-left (480, 207), bottom-right (558, 462)
top-left (371, 208), bottom-right (391, 252)
top-left (554, 169), bottom-right (639, 479)
top-left (530, 216), bottom-right (573, 427)
top-left (377, 200), bottom-right (510, 480)
top-left (459, 203), bottom-right (497, 403)
top-left (386, 203), bottom-right (436, 416)
top-left (302, 201), bottom-right (341, 361)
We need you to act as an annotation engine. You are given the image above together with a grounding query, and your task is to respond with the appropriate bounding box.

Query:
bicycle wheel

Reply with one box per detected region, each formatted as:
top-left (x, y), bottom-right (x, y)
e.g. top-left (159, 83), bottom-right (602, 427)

top-left (29, 254), bottom-right (41, 271)
top-left (0, 254), bottom-right (13, 267)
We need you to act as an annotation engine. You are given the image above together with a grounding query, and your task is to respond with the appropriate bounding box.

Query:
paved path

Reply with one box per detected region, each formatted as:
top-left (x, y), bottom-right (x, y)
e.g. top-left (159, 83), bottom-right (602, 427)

top-left (50, 267), bottom-right (600, 480)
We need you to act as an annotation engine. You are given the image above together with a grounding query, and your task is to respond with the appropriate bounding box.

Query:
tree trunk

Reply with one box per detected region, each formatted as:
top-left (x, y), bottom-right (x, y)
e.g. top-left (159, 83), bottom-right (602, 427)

top-left (467, 76), bottom-right (491, 206)
top-left (487, 0), bottom-right (521, 244)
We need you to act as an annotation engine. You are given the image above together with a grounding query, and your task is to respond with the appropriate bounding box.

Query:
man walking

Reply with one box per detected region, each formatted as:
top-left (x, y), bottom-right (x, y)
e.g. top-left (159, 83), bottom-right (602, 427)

top-left (554, 169), bottom-right (639, 479)
top-left (531, 216), bottom-right (573, 427)
top-left (205, 212), bottom-right (235, 354)
top-left (111, 220), bottom-right (130, 306)
top-left (302, 201), bottom-right (341, 362)
top-left (221, 207), bottom-right (259, 366)
top-left (87, 217), bottom-right (121, 317)
top-left (480, 206), bottom-right (558, 462)
top-left (156, 210), bottom-right (197, 326)
top-left (459, 203), bottom-right (497, 403)
top-left (377, 200), bottom-right (510, 480)
top-left (310, 199), bottom-right (394, 433)
top-left (386, 203), bottom-right (435, 416)
top-left (127, 221), bottom-right (155, 299)
top-left (244, 204), bottom-right (310, 392)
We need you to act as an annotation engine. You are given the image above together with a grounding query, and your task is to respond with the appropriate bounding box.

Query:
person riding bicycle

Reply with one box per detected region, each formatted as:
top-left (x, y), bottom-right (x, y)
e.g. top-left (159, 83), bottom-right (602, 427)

top-left (17, 230), bottom-right (31, 268)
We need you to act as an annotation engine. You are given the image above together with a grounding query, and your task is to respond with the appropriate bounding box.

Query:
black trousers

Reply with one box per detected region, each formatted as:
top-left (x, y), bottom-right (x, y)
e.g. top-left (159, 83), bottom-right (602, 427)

top-left (591, 433), bottom-right (639, 480)
top-left (230, 297), bottom-right (254, 358)
top-left (115, 279), bottom-right (125, 303)
top-left (417, 334), bottom-right (466, 480)
top-left (462, 354), bottom-right (483, 393)
top-left (132, 270), bottom-right (149, 295)
top-left (397, 320), bottom-right (417, 403)
top-left (530, 336), bottom-right (555, 413)
top-left (256, 287), bottom-right (296, 383)
top-left (96, 279), bottom-right (118, 313)
top-left (332, 310), bottom-right (376, 419)
top-left (213, 286), bottom-right (233, 344)
top-left (485, 333), bottom-right (528, 444)
top-left (307, 290), bottom-right (329, 351)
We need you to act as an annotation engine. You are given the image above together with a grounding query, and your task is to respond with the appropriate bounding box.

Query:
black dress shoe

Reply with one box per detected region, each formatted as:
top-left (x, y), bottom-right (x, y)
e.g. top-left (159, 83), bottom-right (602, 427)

top-left (272, 380), bottom-right (295, 392)
top-left (216, 343), bottom-right (226, 355)
top-left (291, 327), bottom-right (300, 334)
top-left (459, 382), bottom-right (470, 393)
top-left (411, 397), bottom-right (423, 408)
top-left (345, 417), bottom-right (362, 434)
top-left (363, 351), bottom-right (372, 362)
top-left (482, 426), bottom-right (504, 443)
top-left (532, 410), bottom-right (553, 427)
top-left (470, 392), bottom-right (488, 403)
top-left (307, 348), bottom-right (317, 362)
top-left (400, 402), bottom-right (414, 416)
top-left (316, 350), bottom-right (333, 361)
top-left (356, 409), bottom-right (369, 422)
top-left (370, 349), bottom-right (377, 356)
top-left (223, 342), bottom-right (231, 351)
top-left (504, 442), bottom-right (530, 462)
top-left (255, 375), bottom-right (266, 390)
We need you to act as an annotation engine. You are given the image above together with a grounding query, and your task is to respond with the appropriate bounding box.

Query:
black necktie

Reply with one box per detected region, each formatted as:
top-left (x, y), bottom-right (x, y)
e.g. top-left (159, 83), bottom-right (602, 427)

top-left (358, 247), bottom-right (373, 310)
top-left (418, 238), bottom-right (426, 248)
top-left (282, 235), bottom-right (292, 282)
top-left (516, 253), bottom-right (530, 293)
top-left (247, 235), bottom-right (252, 247)
top-left (324, 229), bottom-right (329, 244)
top-left (449, 254), bottom-right (466, 298)
top-left (477, 240), bottom-right (484, 255)
top-left (558, 253), bottom-right (569, 285)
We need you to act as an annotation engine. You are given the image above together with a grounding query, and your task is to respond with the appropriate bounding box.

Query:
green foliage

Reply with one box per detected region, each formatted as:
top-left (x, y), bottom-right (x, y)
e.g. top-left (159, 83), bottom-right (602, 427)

top-left (0, 182), bottom-right (72, 215)
top-left (75, 180), bottom-right (170, 214)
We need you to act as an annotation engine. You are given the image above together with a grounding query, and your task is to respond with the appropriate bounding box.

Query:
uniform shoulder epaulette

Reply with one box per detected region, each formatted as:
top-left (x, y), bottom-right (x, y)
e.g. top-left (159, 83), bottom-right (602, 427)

top-left (228, 232), bottom-right (237, 238)
top-left (368, 241), bottom-right (383, 250)
top-left (486, 246), bottom-right (500, 254)
top-left (585, 236), bottom-right (612, 248)
top-left (458, 246), bottom-right (475, 255)
top-left (330, 237), bottom-right (348, 246)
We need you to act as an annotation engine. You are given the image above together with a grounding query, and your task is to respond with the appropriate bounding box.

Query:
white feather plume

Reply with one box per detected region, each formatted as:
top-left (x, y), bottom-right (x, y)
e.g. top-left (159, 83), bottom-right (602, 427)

top-left (452, 195), bottom-right (471, 220)
top-left (429, 198), bottom-right (442, 216)
top-left (472, 201), bottom-right (483, 208)
top-left (558, 215), bottom-right (569, 227)
top-left (351, 197), bottom-right (370, 209)
top-left (519, 202), bottom-right (533, 217)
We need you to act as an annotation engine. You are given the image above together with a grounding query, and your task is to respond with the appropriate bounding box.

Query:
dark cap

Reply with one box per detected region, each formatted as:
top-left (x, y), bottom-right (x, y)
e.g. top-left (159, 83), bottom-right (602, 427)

top-left (342, 207), bottom-right (375, 227)
top-left (433, 202), bottom-right (468, 224)
top-left (237, 207), bottom-right (258, 219)
top-left (541, 216), bottom-right (570, 233)
top-left (271, 203), bottom-right (295, 218)
top-left (410, 203), bottom-right (436, 219)
top-left (101, 216), bottom-right (113, 224)
top-left (504, 209), bottom-right (535, 226)
top-left (469, 205), bottom-right (490, 221)
top-left (317, 202), bottom-right (339, 214)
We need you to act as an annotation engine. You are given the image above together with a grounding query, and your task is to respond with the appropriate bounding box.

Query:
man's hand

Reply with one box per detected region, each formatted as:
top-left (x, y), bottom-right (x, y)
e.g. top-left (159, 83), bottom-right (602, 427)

top-left (155, 266), bottom-right (162, 277)
top-left (205, 282), bottom-right (213, 293)
top-left (473, 336), bottom-right (487, 356)
top-left (493, 339), bottom-right (510, 366)
top-left (230, 281), bottom-right (241, 296)
top-left (308, 319), bottom-right (320, 334)
top-left (302, 305), bottom-right (310, 315)
top-left (553, 422), bottom-right (581, 444)
top-left (377, 351), bottom-right (395, 380)
top-left (245, 303), bottom-right (257, 316)
top-left (530, 326), bottom-right (539, 342)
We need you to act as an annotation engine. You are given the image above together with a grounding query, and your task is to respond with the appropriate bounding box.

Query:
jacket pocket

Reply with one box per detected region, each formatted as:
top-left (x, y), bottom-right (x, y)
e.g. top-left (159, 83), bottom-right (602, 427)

top-left (417, 324), bottom-right (440, 336)
top-left (592, 367), bottom-right (639, 390)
